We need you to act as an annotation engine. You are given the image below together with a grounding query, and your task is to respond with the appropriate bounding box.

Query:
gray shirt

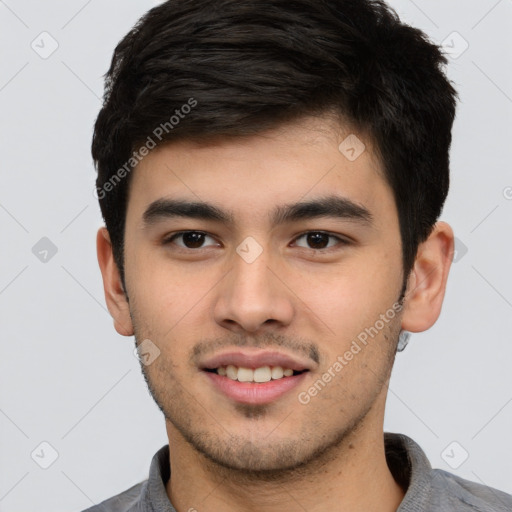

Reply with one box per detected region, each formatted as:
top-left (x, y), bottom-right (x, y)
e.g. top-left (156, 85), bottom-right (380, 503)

top-left (82, 433), bottom-right (512, 511)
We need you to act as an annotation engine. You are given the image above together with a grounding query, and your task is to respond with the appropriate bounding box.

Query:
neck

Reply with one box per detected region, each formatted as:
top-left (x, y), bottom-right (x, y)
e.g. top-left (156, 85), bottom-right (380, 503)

top-left (165, 410), bottom-right (405, 512)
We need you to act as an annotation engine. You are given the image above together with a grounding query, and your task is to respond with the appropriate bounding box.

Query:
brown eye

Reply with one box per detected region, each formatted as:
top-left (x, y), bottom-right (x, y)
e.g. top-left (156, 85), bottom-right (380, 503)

top-left (166, 231), bottom-right (217, 249)
top-left (181, 232), bottom-right (205, 248)
top-left (294, 231), bottom-right (345, 250)
top-left (306, 232), bottom-right (330, 249)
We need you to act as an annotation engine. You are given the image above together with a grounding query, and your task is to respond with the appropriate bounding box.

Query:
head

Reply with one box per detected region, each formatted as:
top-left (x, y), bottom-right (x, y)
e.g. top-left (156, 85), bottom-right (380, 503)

top-left (94, 0), bottom-right (456, 475)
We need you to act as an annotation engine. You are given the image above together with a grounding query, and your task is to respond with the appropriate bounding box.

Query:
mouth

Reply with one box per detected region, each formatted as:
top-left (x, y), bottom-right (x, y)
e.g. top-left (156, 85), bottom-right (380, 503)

top-left (199, 350), bottom-right (313, 404)
top-left (203, 365), bottom-right (307, 383)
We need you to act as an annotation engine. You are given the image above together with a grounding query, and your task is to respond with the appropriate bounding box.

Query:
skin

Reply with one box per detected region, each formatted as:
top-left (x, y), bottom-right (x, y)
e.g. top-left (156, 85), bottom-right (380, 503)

top-left (97, 116), bottom-right (454, 512)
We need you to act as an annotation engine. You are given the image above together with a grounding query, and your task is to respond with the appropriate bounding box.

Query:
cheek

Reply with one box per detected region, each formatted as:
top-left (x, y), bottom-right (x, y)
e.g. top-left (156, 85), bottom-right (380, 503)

top-left (126, 245), bottom-right (181, 311)
top-left (127, 256), bottom-right (216, 353)
top-left (300, 253), bottom-right (402, 341)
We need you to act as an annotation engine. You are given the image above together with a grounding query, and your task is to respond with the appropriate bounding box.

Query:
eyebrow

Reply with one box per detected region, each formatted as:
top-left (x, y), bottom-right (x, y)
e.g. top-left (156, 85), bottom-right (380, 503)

top-left (142, 195), bottom-right (373, 228)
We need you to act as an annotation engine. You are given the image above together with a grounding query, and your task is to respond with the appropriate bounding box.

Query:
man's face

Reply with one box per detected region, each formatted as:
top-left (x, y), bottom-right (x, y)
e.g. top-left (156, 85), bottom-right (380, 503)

top-left (123, 117), bottom-right (405, 473)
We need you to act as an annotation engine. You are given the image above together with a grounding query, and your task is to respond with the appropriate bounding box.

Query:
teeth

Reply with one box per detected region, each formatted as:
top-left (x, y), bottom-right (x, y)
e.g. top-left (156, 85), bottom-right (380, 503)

top-left (217, 365), bottom-right (297, 382)
top-left (271, 366), bottom-right (284, 379)
top-left (254, 366), bottom-right (271, 383)
top-left (226, 365), bottom-right (238, 380)
top-left (237, 367), bottom-right (254, 382)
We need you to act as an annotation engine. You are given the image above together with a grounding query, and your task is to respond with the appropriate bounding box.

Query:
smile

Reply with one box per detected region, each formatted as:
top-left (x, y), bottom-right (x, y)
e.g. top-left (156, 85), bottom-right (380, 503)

top-left (205, 365), bottom-right (304, 383)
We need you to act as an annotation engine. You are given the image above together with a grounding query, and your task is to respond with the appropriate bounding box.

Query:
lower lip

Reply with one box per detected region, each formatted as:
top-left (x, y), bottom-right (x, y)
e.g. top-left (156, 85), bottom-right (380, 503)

top-left (203, 371), bottom-right (308, 405)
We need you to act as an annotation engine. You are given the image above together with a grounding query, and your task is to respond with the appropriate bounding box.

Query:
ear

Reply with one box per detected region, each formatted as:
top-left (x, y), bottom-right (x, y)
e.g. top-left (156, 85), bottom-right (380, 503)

top-left (401, 221), bottom-right (454, 333)
top-left (96, 227), bottom-right (134, 336)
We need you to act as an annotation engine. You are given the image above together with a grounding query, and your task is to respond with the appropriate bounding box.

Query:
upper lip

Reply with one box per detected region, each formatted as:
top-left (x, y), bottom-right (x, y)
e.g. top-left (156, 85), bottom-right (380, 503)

top-left (199, 349), bottom-right (314, 372)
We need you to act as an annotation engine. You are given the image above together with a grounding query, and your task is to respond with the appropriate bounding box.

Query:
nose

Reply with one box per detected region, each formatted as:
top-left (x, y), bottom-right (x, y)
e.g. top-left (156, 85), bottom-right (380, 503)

top-left (213, 247), bottom-right (294, 334)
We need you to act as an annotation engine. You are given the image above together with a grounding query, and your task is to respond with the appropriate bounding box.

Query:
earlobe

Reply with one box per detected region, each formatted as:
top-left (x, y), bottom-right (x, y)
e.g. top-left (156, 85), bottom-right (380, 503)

top-left (96, 227), bottom-right (134, 337)
top-left (401, 221), bottom-right (454, 333)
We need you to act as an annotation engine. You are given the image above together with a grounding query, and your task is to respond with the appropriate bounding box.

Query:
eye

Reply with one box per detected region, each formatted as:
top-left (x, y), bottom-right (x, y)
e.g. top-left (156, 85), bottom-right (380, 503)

top-left (164, 231), bottom-right (219, 249)
top-left (293, 231), bottom-right (346, 250)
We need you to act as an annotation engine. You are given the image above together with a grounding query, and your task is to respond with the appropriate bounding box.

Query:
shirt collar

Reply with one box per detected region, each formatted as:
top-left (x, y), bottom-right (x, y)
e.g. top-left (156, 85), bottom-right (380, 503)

top-left (385, 433), bottom-right (434, 511)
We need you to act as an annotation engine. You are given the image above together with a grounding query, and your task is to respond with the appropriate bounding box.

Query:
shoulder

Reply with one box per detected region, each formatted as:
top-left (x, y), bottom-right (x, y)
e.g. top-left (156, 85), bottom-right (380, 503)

top-left (430, 469), bottom-right (512, 512)
top-left (385, 433), bottom-right (512, 512)
top-left (80, 480), bottom-right (147, 512)
top-left (79, 444), bottom-right (171, 512)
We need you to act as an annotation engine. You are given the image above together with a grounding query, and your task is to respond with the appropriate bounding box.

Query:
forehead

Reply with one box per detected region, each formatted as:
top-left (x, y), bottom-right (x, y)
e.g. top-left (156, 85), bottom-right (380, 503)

top-left (126, 116), bottom-right (395, 226)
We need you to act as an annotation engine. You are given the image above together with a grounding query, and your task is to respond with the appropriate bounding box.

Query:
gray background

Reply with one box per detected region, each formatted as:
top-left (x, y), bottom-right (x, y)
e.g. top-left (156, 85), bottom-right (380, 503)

top-left (1, 0), bottom-right (511, 510)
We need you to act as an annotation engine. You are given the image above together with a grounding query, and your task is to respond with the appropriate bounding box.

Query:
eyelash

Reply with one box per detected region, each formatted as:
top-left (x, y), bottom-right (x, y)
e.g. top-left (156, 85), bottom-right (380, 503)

top-left (162, 230), bottom-right (350, 252)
